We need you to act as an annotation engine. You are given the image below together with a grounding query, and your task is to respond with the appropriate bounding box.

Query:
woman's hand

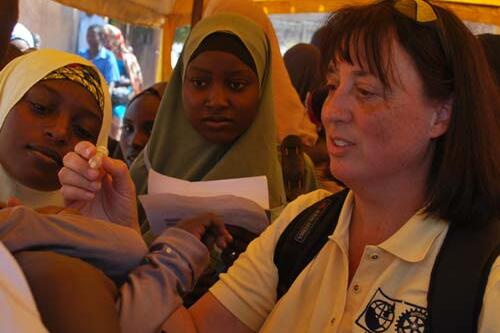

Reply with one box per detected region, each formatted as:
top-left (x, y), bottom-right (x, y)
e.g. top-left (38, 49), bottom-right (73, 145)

top-left (58, 141), bottom-right (139, 233)
top-left (176, 213), bottom-right (233, 251)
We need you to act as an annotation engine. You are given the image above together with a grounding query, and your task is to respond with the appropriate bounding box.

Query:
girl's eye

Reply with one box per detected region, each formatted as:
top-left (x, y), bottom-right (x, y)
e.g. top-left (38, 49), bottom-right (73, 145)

top-left (30, 102), bottom-right (51, 115)
top-left (143, 123), bottom-right (153, 136)
top-left (74, 125), bottom-right (95, 140)
top-left (228, 81), bottom-right (246, 91)
top-left (122, 123), bottom-right (134, 134)
top-left (191, 79), bottom-right (207, 88)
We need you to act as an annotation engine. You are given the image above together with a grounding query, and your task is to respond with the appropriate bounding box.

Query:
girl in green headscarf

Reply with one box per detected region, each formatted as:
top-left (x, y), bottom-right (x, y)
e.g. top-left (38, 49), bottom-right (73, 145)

top-left (130, 13), bottom-right (286, 212)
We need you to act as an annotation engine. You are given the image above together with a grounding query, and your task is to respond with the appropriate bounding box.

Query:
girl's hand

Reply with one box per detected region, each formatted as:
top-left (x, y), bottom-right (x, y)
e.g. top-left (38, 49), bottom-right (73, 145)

top-left (58, 141), bottom-right (139, 233)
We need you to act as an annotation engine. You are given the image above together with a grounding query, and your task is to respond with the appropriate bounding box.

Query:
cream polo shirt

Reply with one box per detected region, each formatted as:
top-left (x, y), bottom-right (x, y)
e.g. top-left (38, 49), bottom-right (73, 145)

top-left (210, 189), bottom-right (499, 333)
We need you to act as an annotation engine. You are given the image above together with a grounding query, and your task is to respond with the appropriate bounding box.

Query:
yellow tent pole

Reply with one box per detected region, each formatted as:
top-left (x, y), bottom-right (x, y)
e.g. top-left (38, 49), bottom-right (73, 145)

top-left (155, 27), bottom-right (164, 83)
top-left (158, 17), bottom-right (178, 82)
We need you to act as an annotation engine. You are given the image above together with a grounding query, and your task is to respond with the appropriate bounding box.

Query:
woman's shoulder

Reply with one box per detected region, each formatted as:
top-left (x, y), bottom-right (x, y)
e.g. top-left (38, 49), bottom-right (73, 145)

top-left (271, 189), bottom-right (338, 233)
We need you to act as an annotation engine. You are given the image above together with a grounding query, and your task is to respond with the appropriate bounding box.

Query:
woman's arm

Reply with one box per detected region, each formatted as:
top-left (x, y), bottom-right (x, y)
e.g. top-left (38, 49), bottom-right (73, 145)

top-left (163, 293), bottom-right (254, 333)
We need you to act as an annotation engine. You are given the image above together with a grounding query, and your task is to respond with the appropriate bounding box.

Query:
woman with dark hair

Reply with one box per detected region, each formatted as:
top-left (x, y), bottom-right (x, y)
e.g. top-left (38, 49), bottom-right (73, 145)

top-left (153, 1), bottom-right (498, 332)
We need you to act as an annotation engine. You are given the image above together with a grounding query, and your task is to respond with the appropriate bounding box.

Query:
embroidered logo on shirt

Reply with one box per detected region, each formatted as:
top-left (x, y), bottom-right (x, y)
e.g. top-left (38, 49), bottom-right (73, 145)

top-left (356, 288), bottom-right (427, 333)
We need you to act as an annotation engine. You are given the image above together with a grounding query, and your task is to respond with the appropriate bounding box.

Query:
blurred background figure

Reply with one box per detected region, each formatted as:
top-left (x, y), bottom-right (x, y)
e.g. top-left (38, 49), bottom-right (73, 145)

top-left (283, 43), bottom-right (322, 105)
top-left (0, 0), bottom-right (18, 64)
top-left (0, 44), bottom-right (23, 70)
top-left (310, 25), bottom-right (326, 49)
top-left (114, 82), bottom-right (166, 167)
top-left (103, 24), bottom-right (144, 95)
top-left (102, 24), bottom-right (144, 144)
top-left (76, 12), bottom-right (107, 54)
top-left (478, 33), bottom-right (500, 87)
top-left (79, 24), bottom-right (120, 87)
top-left (10, 23), bottom-right (35, 52)
top-left (78, 24), bottom-right (121, 141)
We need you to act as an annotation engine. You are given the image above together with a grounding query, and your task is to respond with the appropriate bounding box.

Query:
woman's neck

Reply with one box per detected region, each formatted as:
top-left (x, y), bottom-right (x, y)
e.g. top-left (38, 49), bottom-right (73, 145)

top-left (351, 169), bottom-right (428, 240)
top-left (346, 173), bottom-right (428, 283)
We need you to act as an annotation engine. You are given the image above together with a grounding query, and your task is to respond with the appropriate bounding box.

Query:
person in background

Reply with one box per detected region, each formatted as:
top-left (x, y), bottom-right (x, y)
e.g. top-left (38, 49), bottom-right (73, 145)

top-left (0, 43), bottom-right (23, 70)
top-left (117, 82), bottom-right (167, 166)
top-left (310, 25), bottom-right (327, 49)
top-left (478, 33), bottom-right (500, 87)
top-left (79, 25), bottom-right (120, 88)
top-left (103, 24), bottom-right (144, 95)
top-left (10, 23), bottom-right (35, 52)
top-left (0, 49), bottom-right (111, 208)
top-left (76, 12), bottom-right (107, 54)
top-left (102, 24), bottom-right (145, 146)
top-left (0, 0), bottom-right (18, 64)
top-left (283, 43), bottom-right (323, 105)
top-left (282, 42), bottom-right (335, 194)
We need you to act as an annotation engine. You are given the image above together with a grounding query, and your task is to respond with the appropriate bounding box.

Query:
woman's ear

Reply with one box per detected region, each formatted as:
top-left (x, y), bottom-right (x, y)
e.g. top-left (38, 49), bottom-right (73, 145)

top-left (429, 98), bottom-right (453, 138)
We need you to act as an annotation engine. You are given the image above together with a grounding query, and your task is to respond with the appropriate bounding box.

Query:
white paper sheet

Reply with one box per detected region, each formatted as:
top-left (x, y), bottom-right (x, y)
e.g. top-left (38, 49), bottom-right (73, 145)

top-left (147, 168), bottom-right (269, 209)
top-left (139, 193), bottom-right (269, 236)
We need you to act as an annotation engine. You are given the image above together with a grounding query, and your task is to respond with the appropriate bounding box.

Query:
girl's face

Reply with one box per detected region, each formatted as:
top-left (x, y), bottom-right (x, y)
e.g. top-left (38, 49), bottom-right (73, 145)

top-left (0, 79), bottom-right (102, 191)
top-left (182, 50), bottom-right (260, 145)
top-left (120, 94), bottom-right (160, 166)
top-left (321, 39), bottom-right (451, 189)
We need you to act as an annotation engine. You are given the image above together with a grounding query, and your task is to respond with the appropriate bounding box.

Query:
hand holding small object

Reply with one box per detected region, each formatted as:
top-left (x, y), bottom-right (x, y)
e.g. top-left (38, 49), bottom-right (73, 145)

top-left (59, 141), bottom-right (139, 233)
top-left (88, 146), bottom-right (109, 169)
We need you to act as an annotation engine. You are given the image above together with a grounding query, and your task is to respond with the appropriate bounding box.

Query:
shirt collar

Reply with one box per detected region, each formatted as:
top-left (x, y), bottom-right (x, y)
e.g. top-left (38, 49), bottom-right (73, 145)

top-left (86, 47), bottom-right (106, 60)
top-left (328, 190), bottom-right (449, 263)
top-left (328, 190), bottom-right (354, 251)
top-left (96, 47), bottom-right (107, 59)
top-left (379, 210), bottom-right (448, 263)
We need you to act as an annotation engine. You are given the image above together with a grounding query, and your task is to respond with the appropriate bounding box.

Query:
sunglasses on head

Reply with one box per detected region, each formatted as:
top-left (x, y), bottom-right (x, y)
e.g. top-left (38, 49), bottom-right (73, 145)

top-left (389, 0), bottom-right (438, 23)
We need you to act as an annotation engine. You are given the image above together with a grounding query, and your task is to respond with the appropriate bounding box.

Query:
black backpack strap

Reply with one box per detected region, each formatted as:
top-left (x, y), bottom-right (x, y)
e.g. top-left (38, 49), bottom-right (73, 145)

top-left (427, 219), bottom-right (500, 332)
top-left (274, 189), bottom-right (349, 300)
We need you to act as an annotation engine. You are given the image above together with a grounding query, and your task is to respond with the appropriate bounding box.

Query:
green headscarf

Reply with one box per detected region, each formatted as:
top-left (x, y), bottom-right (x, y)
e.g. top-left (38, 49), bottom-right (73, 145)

top-left (130, 13), bottom-right (286, 224)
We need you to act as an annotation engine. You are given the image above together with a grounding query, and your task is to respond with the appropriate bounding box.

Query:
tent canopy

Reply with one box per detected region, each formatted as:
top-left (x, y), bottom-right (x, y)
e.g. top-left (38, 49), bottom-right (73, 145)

top-left (53, 0), bottom-right (500, 27)
top-left (54, 0), bottom-right (499, 80)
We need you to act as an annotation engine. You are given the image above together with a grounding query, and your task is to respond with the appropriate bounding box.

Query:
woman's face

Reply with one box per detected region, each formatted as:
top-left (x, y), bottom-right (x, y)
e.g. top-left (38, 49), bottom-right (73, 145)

top-left (321, 39), bottom-right (450, 188)
top-left (120, 94), bottom-right (160, 166)
top-left (183, 50), bottom-right (260, 145)
top-left (0, 79), bottom-right (102, 191)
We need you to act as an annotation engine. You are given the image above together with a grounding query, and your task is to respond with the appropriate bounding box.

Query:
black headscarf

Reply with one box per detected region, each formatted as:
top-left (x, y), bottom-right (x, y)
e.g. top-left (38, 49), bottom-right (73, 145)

top-left (283, 43), bottom-right (322, 104)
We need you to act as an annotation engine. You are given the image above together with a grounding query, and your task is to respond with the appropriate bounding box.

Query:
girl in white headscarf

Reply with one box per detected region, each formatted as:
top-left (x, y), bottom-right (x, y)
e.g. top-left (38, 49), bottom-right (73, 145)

top-left (0, 49), bottom-right (111, 208)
